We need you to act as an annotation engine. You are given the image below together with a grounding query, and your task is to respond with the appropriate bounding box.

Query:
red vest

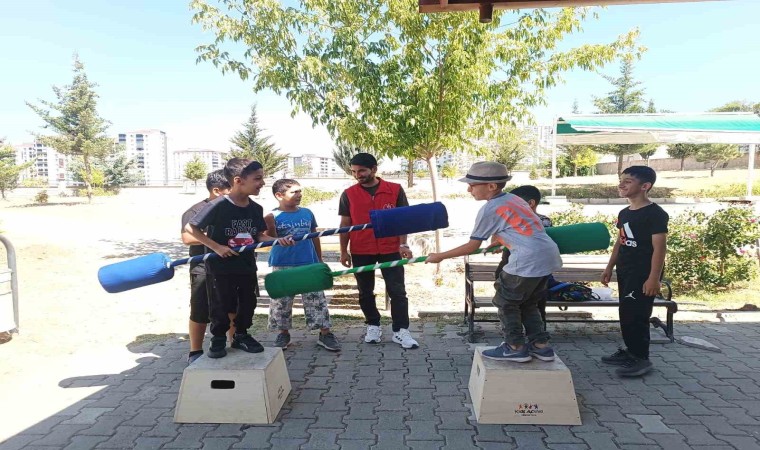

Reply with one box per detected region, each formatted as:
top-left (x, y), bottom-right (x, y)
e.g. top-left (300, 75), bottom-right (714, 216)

top-left (346, 179), bottom-right (402, 255)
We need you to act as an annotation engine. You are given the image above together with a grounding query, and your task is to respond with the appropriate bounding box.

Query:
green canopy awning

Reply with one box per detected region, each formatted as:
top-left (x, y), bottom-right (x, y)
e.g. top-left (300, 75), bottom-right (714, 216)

top-left (556, 113), bottom-right (760, 145)
top-left (552, 113), bottom-right (759, 198)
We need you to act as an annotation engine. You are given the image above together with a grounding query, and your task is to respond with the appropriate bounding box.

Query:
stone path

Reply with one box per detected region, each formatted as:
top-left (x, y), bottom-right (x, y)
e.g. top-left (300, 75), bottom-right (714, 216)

top-left (2, 321), bottom-right (760, 449)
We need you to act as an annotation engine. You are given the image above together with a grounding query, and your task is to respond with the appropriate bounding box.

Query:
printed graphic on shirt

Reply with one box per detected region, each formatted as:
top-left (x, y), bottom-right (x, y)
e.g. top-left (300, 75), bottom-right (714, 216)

top-left (226, 219), bottom-right (255, 247)
top-left (619, 222), bottom-right (637, 248)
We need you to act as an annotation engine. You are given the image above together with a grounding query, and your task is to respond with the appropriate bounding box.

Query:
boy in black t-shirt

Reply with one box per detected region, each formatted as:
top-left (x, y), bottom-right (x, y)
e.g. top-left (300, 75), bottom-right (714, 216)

top-left (180, 169), bottom-right (231, 364)
top-left (186, 158), bottom-right (294, 359)
top-left (601, 166), bottom-right (669, 377)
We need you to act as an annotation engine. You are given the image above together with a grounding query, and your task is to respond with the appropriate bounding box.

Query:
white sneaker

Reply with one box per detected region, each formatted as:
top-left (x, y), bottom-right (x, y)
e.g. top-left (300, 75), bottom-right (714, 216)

top-left (364, 325), bottom-right (382, 344)
top-left (392, 328), bottom-right (419, 349)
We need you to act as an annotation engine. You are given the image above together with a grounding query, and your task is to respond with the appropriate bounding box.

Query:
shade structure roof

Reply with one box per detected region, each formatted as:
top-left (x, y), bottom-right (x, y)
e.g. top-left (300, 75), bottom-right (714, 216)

top-left (419, 0), bottom-right (719, 13)
top-left (556, 113), bottom-right (760, 145)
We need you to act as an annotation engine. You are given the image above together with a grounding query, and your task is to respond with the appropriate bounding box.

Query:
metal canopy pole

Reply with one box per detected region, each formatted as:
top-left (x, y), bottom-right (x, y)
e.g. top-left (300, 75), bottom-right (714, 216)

top-left (748, 143), bottom-right (757, 198)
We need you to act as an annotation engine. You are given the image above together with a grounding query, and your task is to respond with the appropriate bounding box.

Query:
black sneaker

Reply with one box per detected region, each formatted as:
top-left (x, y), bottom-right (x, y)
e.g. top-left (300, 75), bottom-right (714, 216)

top-left (601, 348), bottom-right (633, 366)
top-left (616, 357), bottom-right (653, 377)
top-left (207, 336), bottom-right (227, 359)
top-left (187, 351), bottom-right (203, 364)
top-left (232, 333), bottom-right (264, 353)
top-left (274, 333), bottom-right (291, 349)
top-left (317, 332), bottom-right (341, 352)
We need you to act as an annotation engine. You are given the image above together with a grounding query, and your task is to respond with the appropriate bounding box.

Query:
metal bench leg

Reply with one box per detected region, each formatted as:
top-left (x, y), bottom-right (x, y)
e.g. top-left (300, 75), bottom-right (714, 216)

top-left (667, 310), bottom-right (675, 343)
top-left (468, 308), bottom-right (476, 343)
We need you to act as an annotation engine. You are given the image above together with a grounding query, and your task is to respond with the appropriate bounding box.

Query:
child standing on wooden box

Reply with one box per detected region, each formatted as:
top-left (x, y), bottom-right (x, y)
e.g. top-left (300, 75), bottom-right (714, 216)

top-left (426, 162), bottom-right (562, 363)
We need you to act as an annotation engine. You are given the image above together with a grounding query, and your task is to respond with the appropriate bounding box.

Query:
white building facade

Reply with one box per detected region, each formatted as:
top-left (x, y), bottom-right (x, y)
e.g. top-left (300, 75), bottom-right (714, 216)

top-left (117, 129), bottom-right (168, 186)
top-left (14, 141), bottom-right (71, 186)
top-left (172, 148), bottom-right (227, 182)
top-left (287, 154), bottom-right (343, 177)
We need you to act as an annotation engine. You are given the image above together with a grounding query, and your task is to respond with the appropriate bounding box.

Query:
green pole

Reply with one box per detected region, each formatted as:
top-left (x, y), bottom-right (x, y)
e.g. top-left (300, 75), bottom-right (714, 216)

top-left (331, 245), bottom-right (505, 277)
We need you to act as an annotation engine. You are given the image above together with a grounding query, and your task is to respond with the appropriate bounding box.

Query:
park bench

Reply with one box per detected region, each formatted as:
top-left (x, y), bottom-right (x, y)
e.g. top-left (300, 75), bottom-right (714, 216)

top-left (463, 253), bottom-right (677, 343)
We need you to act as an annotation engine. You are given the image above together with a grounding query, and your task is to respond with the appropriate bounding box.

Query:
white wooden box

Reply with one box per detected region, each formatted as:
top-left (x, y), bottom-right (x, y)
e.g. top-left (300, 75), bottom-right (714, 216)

top-left (468, 348), bottom-right (581, 425)
top-left (174, 347), bottom-right (291, 424)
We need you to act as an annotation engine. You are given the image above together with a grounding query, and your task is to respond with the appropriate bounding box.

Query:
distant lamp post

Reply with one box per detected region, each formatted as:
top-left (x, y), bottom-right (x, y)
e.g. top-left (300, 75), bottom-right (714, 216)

top-left (479, 3), bottom-right (493, 23)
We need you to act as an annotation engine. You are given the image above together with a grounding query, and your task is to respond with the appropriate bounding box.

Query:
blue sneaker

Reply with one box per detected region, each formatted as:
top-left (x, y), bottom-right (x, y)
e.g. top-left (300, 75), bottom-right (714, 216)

top-left (528, 343), bottom-right (555, 361)
top-left (481, 343), bottom-right (532, 362)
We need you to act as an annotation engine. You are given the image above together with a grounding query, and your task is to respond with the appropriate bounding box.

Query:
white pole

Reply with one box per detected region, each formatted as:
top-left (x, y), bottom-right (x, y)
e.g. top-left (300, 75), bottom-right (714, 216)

top-left (551, 117), bottom-right (557, 197)
top-left (748, 143), bottom-right (756, 198)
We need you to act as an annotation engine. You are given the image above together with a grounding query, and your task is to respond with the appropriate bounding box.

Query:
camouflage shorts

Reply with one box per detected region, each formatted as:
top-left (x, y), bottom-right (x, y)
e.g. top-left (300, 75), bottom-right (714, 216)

top-left (268, 267), bottom-right (331, 331)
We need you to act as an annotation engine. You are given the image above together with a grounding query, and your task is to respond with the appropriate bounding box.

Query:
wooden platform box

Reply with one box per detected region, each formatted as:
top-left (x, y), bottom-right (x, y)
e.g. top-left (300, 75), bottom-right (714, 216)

top-left (468, 348), bottom-right (581, 425)
top-left (174, 347), bottom-right (291, 424)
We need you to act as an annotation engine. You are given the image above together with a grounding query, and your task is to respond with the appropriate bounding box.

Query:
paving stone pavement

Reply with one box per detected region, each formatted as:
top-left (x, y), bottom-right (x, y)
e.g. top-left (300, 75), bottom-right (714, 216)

top-left (2, 322), bottom-right (760, 449)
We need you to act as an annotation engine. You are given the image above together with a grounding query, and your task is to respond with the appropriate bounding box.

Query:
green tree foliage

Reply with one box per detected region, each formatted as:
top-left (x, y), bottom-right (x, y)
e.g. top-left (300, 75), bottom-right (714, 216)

top-left (710, 100), bottom-right (760, 114)
top-left (229, 105), bottom-right (288, 176)
top-left (440, 163), bottom-right (458, 180)
top-left (666, 143), bottom-right (702, 171)
top-left (184, 156), bottom-right (208, 191)
top-left (293, 163), bottom-right (310, 178)
top-left (0, 142), bottom-right (35, 199)
top-left (192, 0), bottom-right (639, 253)
top-left (27, 55), bottom-right (114, 202)
top-left (559, 145), bottom-right (598, 176)
top-left (69, 145), bottom-right (138, 193)
top-left (696, 143), bottom-right (741, 177)
top-left (592, 59), bottom-right (652, 175)
top-left (487, 127), bottom-right (531, 176)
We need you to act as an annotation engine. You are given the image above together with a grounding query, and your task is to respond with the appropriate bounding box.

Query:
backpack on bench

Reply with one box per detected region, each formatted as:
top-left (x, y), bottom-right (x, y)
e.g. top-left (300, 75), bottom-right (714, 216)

top-left (547, 282), bottom-right (601, 303)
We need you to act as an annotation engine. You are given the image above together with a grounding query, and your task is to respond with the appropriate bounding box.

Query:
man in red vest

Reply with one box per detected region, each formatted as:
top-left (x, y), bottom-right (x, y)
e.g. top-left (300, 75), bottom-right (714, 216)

top-left (339, 153), bottom-right (419, 349)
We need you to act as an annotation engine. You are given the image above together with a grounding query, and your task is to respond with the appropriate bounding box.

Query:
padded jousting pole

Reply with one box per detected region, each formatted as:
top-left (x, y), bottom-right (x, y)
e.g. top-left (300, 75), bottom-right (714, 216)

top-left (264, 221), bottom-right (612, 299)
top-left (98, 202), bottom-right (448, 293)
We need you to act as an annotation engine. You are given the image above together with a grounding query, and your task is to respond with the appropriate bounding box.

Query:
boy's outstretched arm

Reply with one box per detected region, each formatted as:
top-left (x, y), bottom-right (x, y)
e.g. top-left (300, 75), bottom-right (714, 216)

top-left (425, 240), bottom-right (483, 264)
top-left (602, 239), bottom-right (621, 286)
top-left (643, 233), bottom-right (667, 296)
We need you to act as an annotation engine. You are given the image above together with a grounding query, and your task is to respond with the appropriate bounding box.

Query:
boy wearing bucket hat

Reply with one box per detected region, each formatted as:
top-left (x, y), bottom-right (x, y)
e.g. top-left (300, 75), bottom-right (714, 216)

top-left (426, 162), bottom-right (562, 362)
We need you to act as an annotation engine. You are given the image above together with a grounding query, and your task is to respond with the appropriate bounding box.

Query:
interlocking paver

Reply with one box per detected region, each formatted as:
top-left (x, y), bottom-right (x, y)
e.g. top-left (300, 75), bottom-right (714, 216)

top-left (231, 426), bottom-right (277, 448)
top-left (301, 428), bottom-right (341, 450)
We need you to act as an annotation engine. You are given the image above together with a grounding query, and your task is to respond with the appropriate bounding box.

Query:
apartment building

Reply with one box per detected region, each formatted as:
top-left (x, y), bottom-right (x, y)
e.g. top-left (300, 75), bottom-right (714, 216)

top-left (14, 141), bottom-right (71, 186)
top-left (172, 148), bottom-right (228, 181)
top-left (117, 129), bottom-right (168, 186)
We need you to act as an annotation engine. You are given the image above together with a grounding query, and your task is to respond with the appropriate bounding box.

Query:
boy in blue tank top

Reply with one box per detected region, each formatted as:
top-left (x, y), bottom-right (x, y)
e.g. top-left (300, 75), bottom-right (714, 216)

top-left (264, 179), bottom-right (340, 351)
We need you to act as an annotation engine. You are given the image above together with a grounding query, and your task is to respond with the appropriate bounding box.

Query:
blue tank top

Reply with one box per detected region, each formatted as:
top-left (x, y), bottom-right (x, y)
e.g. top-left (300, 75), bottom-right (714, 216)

top-left (268, 207), bottom-right (320, 267)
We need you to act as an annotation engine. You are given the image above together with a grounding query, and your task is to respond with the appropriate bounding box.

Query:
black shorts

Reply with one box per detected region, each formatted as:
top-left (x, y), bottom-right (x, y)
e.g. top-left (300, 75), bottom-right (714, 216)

top-left (189, 270), bottom-right (237, 323)
top-left (189, 271), bottom-right (211, 324)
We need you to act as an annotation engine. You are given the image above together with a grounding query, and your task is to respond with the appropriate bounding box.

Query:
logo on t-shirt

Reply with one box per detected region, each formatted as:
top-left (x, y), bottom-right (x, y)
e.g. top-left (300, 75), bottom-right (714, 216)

top-left (228, 232), bottom-right (254, 248)
top-left (619, 222), bottom-right (637, 247)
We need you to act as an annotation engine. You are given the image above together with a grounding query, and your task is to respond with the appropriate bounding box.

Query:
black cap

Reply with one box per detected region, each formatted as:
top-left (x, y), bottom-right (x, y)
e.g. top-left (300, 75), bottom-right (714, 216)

top-left (349, 152), bottom-right (378, 168)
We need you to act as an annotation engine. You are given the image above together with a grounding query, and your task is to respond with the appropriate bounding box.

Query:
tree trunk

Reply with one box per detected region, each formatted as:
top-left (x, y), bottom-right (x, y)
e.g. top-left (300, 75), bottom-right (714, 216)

top-left (406, 156), bottom-right (414, 188)
top-left (426, 155), bottom-right (442, 276)
top-left (83, 155), bottom-right (93, 203)
top-left (645, 157), bottom-right (650, 167)
top-left (680, 157), bottom-right (685, 171)
top-left (710, 163), bottom-right (716, 177)
top-left (617, 155), bottom-right (624, 176)
top-left (573, 165), bottom-right (577, 177)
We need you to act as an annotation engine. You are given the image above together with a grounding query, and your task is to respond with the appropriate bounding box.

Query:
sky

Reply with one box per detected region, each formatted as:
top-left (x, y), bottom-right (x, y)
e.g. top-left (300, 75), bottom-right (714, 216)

top-left (1, 0), bottom-right (758, 158)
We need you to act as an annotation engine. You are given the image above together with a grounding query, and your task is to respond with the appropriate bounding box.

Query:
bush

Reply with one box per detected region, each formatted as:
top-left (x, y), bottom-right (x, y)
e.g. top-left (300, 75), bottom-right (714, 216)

top-left (22, 178), bottom-right (48, 188)
top-left (34, 190), bottom-right (49, 204)
top-left (666, 207), bottom-right (759, 292)
top-left (301, 187), bottom-right (337, 206)
top-left (541, 184), bottom-right (675, 199)
top-left (74, 187), bottom-right (115, 197)
top-left (529, 168), bottom-right (539, 180)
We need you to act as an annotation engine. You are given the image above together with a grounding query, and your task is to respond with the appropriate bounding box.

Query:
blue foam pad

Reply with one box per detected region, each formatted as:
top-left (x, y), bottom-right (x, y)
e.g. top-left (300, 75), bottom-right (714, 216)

top-left (98, 253), bottom-right (174, 293)
top-left (370, 202), bottom-right (449, 238)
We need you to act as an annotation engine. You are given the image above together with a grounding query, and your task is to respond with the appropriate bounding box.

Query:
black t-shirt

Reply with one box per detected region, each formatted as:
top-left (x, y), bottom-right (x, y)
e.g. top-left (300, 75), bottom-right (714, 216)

top-left (182, 198), bottom-right (210, 274)
top-left (616, 203), bottom-right (669, 273)
top-left (338, 184), bottom-right (409, 216)
top-left (189, 195), bottom-right (267, 274)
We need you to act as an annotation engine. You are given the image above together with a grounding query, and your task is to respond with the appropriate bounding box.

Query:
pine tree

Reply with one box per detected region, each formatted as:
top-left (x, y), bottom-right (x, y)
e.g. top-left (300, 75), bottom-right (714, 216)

top-left (592, 59), bottom-right (650, 175)
top-left (27, 55), bottom-right (114, 202)
top-left (0, 141), bottom-right (35, 200)
top-left (229, 105), bottom-right (288, 176)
